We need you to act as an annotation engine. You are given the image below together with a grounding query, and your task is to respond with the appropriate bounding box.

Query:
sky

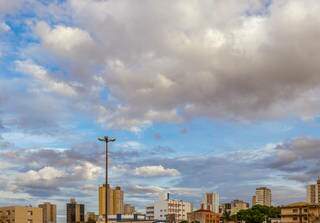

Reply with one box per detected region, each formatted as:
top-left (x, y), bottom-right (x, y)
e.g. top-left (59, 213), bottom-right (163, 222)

top-left (1, 0), bottom-right (320, 221)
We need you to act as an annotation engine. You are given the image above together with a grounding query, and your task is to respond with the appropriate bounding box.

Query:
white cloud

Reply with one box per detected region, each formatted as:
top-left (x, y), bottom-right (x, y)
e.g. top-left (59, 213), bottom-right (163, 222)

top-left (133, 165), bottom-right (180, 177)
top-left (0, 22), bottom-right (10, 32)
top-left (15, 60), bottom-right (77, 97)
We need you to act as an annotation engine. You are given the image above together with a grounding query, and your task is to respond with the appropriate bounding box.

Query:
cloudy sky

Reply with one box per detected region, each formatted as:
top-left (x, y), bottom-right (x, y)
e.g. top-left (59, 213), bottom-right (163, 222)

top-left (1, 0), bottom-right (320, 221)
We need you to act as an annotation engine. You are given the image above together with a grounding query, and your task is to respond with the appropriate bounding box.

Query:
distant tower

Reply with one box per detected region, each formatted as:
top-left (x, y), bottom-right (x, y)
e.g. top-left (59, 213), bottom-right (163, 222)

top-left (38, 202), bottom-right (57, 223)
top-left (67, 198), bottom-right (85, 223)
top-left (202, 192), bottom-right (220, 213)
top-left (254, 187), bottom-right (272, 207)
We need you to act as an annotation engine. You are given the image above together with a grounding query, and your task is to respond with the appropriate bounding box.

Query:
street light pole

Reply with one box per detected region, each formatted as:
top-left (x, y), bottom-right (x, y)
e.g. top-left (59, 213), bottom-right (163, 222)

top-left (98, 136), bottom-right (116, 223)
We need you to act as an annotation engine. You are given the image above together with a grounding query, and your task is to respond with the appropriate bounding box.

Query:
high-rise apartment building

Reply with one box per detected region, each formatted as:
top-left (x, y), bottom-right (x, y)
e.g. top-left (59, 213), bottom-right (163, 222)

top-left (153, 194), bottom-right (192, 221)
top-left (0, 206), bottom-right (43, 223)
top-left (201, 192), bottom-right (219, 213)
top-left (254, 187), bottom-right (272, 207)
top-left (38, 202), bottom-right (56, 223)
top-left (99, 184), bottom-right (124, 216)
top-left (306, 177), bottom-right (320, 204)
top-left (307, 184), bottom-right (316, 204)
top-left (67, 198), bottom-right (85, 223)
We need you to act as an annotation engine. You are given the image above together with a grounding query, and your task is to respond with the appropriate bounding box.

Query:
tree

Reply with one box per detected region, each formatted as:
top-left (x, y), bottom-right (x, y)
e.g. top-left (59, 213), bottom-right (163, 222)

top-left (236, 205), bottom-right (281, 223)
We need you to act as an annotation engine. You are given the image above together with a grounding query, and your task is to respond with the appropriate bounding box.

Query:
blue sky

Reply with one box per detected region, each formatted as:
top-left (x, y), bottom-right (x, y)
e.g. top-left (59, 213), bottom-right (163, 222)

top-left (1, 0), bottom-right (320, 222)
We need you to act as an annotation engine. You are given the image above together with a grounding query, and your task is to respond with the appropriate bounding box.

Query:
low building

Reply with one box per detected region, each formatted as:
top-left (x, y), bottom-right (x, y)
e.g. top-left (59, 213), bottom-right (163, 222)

top-left (0, 206), bottom-right (43, 223)
top-left (145, 206), bottom-right (154, 220)
top-left (281, 202), bottom-right (320, 223)
top-left (230, 200), bottom-right (249, 215)
top-left (187, 205), bottom-right (220, 223)
top-left (85, 212), bottom-right (97, 223)
top-left (153, 194), bottom-right (193, 221)
top-left (124, 204), bottom-right (135, 215)
top-left (96, 214), bottom-right (153, 223)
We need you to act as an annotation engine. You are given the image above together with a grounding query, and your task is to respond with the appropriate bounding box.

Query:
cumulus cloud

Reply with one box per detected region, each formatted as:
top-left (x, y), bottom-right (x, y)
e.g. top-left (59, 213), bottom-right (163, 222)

top-left (19, 0), bottom-right (319, 131)
top-left (133, 165), bottom-right (180, 177)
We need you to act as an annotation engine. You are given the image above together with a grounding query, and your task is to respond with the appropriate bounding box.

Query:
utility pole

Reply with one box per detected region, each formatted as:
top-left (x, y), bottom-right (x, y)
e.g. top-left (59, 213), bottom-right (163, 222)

top-left (98, 136), bottom-right (116, 223)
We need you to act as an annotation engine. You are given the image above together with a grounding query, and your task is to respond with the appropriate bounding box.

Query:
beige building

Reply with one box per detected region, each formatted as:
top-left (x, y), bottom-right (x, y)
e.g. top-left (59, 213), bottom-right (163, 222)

top-left (0, 206), bottom-right (43, 223)
top-left (38, 203), bottom-right (56, 223)
top-left (230, 200), bottom-right (249, 215)
top-left (202, 193), bottom-right (220, 213)
top-left (99, 184), bottom-right (124, 215)
top-left (281, 202), bottom-right (320, 223)
top-left (307, 185), bottom-right (317, 204)
top-left (307, 178), bottom-right (320, 204)
top-left (254, 187), bottom-right (272, 207)
top-left (187, 204), bottom-right (220, 223)
top-left (124, 204), bottom-right (135, 215)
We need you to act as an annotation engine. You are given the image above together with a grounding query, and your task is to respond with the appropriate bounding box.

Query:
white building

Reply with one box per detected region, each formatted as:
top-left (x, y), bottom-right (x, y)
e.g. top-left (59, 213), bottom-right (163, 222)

top-left (153, 194), bottom-right (193, 221)
top-left (145, 205), bottom-right (154, 220)
top-left (202, 192), bottom-right (219, 213)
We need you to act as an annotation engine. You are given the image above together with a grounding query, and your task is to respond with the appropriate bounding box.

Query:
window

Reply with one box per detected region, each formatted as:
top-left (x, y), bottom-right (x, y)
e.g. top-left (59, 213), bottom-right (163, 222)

top-left (304, 217), bottom-right (308, 220)
top-left (304, 209), bottom-right (308, 213)
top-left (293, 217), bottom-right (298, 221)
top-left (292, 209), bottom-right (298, 213)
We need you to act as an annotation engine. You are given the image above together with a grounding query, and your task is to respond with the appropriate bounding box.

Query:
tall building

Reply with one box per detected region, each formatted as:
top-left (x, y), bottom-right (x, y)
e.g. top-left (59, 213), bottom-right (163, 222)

top-left (67, 198), bottom-right (85, 223)
top-left (230, 200), bottom-right (249, 215)
top-left (153, 194), bottom-right (192, 221)
top-left (0, 206), bottom-right (43, 223)
top-left (38, 202), bottom-right (57, 223)
top-left (99, 184), bottom-right (124, 216)
top-left (307, 184), bottom-right (316, 204)
top-left (254, 187), bottom-right (272, 207)
top-left (202, 192), bottom-right (219, 213)
top-left (124, 204), bottom-right (135, 215)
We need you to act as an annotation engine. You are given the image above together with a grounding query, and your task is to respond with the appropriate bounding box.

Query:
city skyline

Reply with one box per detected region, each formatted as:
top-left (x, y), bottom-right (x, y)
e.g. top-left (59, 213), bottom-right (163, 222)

top-left (1, 0), bottom-right (320, 223)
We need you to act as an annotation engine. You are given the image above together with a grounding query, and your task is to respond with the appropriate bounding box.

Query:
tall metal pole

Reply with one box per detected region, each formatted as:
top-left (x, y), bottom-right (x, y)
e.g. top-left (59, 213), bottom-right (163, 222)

top-left (105, 138), bottom-right (108, 223)
top-left (98, 136), bottom-right (115, 223)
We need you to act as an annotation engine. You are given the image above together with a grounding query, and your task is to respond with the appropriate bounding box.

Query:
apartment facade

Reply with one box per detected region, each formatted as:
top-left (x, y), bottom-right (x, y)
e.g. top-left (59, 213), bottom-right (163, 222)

top-left (202, 192), bottom-right (220, 213)
top-left (307, 178), bottom-right (320, 204)
top-left (38, 203), bottom-right (56, 223)
top-left (254, 187), bottom-right (272, 207)
top-left (187, 205), bottom-right (220, 223)
top-left (0, 206), bottom-right (43, 223)
top-left (145, 205), bottom-right (154, 220)
top-left (281, 202), bottom-right (320, 223)
top-left (124, 204), bottom-right (135, 215)
top-left (154, 197), bottom-right (192, 221)
top-left (99, 184), bottom-right (124, 215)
top-left (66, 199), bottom-right (85, 223)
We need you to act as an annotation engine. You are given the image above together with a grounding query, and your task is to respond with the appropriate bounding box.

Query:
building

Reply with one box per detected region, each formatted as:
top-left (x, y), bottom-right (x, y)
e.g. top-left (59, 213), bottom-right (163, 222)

top-left (124, 204), bottom-right (135, 215)
top-left (145, 205), bottom-right (154, 220)
top-left (67, 198), bottom-right (85, 223)
top-left (153, 194), bottom-right (192, 221)
top-left (281, 202), bottom-right (320, 223)
top-left (99, 184), bottom-right (124, 216)
top-left (0, 206), bottom-right (43, 223)
top-left (306, 177), bottom-right (320, 204)
top-left (85, 212), bottom-right (97, 223)
top-left (187, 204), bottom-right (220, 223)
top-left (96, 214), bottom-right (153, 223)
top-left (219, 203), bottom-right (231, 215)
top-left (254, 187), bottom-right (272, 207)
top-left (202, 192), bottom-right (220, 213)
top-left (38, 202), bottom-right (56, 223)
top-left (307, 185), bottom-right (316, 204)
top-left (252, 196), bottom-right (256, 206)
top-left (230, 200), bottom-right (249, 215)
